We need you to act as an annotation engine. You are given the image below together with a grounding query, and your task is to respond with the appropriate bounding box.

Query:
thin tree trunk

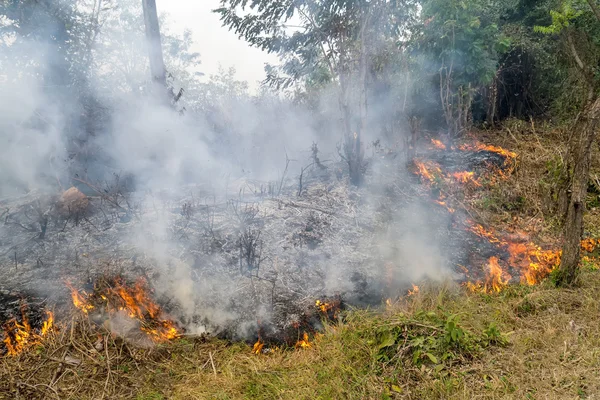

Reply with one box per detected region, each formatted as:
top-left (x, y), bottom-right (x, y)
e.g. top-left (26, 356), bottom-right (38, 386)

top-left (556, 95), bottom-right (600, 285)
top-left (142, 0), bottom-right (168, 96)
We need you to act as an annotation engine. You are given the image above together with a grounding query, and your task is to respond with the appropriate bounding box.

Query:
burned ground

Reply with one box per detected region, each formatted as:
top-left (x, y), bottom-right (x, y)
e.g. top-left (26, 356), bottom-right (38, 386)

top-left (0, 141), bottom-right (526, 351)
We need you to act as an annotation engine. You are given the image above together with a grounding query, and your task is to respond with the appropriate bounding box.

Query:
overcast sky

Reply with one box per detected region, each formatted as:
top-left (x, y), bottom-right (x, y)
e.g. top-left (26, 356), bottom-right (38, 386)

top-left (156, 0), bottom-right (278, 91)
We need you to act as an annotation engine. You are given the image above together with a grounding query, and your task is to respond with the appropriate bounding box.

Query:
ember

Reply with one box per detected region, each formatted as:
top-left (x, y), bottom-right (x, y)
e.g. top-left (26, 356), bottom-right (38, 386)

top-left (431, 138), bottom-right (446, 150)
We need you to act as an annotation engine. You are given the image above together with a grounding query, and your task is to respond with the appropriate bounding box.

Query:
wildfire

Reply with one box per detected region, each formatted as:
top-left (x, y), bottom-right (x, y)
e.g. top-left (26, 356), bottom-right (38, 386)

top-left (507, 242), bottom-right (561, 286)
top-left (295, 332), bottom-right (311, 349)
top-left (468, 223), bottom-right (501, 243)
top-left (315, 299), bottom-right (341, 319)
top-left (414, 160), bottom-right (442, 184)
top-left (66, 277), bottom-right (181, 343)
top-left (66, 282), bottom-right (94, 314)
top-left (315, 300), bottom-right (331, 313)
top-left (452, 171), bottom-right (481, 186)
top-left (431, 138), bottom-right (446, 150)
top-left (252, 340), bottom-right (264, 354)
top-left (2, 306), bottom-right (54, 356)
top-left (40, 310), bottom-right (54, 336)
top-left (435, 200), bottom-right (455, 213)
top-left (484, 257), bottom-right (511, 292)
top-left (458, 143), bottom-right (517, 159)
top-left (407, 284), bottom-right (420, 296)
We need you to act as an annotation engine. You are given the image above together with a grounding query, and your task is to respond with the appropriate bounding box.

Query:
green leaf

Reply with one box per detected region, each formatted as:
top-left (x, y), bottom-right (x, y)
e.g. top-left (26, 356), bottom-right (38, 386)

top-left (425, 353), bottom-right (439, 364)
top-left (378, 331), bottom-right (397, 350)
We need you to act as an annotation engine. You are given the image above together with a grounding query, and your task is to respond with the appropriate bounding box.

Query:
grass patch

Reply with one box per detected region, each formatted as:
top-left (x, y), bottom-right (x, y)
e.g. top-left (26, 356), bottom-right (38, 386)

top-left (2, 271), bottom-right (600, 399)
top-left (162, 271), bottom-right (600, 399)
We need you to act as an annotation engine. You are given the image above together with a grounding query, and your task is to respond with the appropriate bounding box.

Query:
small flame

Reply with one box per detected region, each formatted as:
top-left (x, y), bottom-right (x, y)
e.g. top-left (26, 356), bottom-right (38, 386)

top-left (431, 139), bottom-right (446, 150)
top-left (435, 200), bottom-right (455, 213)
top-left (40, 311), bottom-right (54, 336)
top-left (507, 242), bottom-right (561, 286)
top-left (468, 223), bottom-right (501, 243)
top-left (414, 160), bottom-right (442, 184)
top-left (408, 284), bottom-right (420, 296)
top-left (458, 143), bottom-right (517, 159)
top-left (452, 171), bottom-right (481, 186)
top-left (252, 340), bottom-right (264, 354)
top-left (315, 299), bottom-right (340, 318)
top-left (295, 332), bottom-right (311, 349)
top-left (484, 257), bottom-right (511, 292)
top-left (385, 298), bottom-right (392, 308)
top-left (66, 282), bottom-right (94, 314)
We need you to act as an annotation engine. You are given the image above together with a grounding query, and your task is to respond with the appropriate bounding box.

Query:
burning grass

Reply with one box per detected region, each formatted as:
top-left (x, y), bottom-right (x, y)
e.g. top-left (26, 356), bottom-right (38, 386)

top-left (4, 269), bottom-right (599, 399)
top-left (2, 123), bottom-right (599, 398)
top-left (65, 276), bottom-right (181, 345)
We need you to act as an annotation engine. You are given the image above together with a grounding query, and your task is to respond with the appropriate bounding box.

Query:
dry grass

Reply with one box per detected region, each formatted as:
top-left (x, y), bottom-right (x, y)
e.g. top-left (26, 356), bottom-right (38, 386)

top-left (3, 269), bottom-right (600, 399)
top-left (168, 270), bottom-right (600, 400)
top-left (3, 123), bottom-right (600, 399)
top-left (468, 119), bottom-right (571, 240)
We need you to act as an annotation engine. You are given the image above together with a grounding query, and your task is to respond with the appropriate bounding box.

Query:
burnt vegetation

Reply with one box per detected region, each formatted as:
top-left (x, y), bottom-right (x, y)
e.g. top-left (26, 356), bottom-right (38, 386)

top-left (3, 0), bottom-right (600, 398)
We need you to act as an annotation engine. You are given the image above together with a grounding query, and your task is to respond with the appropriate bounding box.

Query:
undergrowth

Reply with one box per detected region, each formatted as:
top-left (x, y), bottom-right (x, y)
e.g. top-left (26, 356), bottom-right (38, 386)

top-left (148, 269), bottom-right (600, 400)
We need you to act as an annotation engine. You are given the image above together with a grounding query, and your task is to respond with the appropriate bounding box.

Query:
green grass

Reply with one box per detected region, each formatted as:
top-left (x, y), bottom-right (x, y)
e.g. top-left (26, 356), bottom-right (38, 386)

top-left (122, 270), bottom-right (600, 399)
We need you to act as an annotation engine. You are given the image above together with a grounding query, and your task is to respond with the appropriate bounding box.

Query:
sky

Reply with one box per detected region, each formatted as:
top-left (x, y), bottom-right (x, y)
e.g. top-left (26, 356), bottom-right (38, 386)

top-left (156, 0), bottom-right (279, 92)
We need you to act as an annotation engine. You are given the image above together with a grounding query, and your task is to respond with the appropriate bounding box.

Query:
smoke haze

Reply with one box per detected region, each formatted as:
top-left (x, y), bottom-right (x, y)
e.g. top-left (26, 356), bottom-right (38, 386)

top-left (0, 0), bottom-right (452, 340)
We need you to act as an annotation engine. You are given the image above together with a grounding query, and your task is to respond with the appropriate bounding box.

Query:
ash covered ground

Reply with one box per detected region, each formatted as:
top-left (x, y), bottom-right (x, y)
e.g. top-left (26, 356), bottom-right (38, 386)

top-left (0, 146), bottom-right (504, 342)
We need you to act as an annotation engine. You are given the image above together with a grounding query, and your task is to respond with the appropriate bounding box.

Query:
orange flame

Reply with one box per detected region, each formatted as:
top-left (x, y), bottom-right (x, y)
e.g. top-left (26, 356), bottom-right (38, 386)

top-left (414, 160), bottom-right (442, 184)
top-left (408, 284), bottom-right (420, 296)
top-left (252, 340), bottom-right (264, 354)
top-left (315, 299), bottom-right (341, 319)
top-left (484, 257), bottom-right (511, 292)
top-left (66, 278), bottom-right (181, 343)
top-left (468, 223), bottom-right (501, 243)
top-left (452, 171), bottom-right (481, 186)
top-left (431, 139), bottom-right (446, 150)
top-left (2, 306), bottom-right (54, 356)
top-left (295, 332), bottom-right (311, 349)
top-left (66, 282), bottom-right (94, 314)
top-left (458, 143), bottom-right (517, 159)
top-left (40, 311), bottom-right (54, 336)
top-left (507, 242), bottom-right (561, 286)
top-left (435, 200), bottom-right (455, 213)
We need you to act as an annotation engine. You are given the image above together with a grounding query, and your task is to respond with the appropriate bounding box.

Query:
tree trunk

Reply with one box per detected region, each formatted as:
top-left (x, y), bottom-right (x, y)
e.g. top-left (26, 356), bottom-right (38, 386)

top-left (556, 95), bottom-right (600, 285)
top-left (142, 0), bottom-right (168, 96)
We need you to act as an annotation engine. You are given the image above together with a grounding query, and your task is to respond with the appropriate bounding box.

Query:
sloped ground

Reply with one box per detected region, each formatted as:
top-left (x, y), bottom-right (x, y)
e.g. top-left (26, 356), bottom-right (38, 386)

top-left (164, 268), bottom-right (600, 400)
top-left (0, 138), bottom-right (490, 344)
top-left (3, 268), bottom-right (599, 399)
top-left (2, 124), bottom-right (600, 399)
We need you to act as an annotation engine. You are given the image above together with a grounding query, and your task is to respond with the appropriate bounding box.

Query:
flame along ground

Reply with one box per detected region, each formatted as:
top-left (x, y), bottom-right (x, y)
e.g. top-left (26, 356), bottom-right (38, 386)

top-left (66, 277), bottom-right (180, 342)
top-left (1, 277), bottom-right (181, 356)
top-left (2, 307), bottom-right (54, 356)
top-left (419, 139), bottom-right (595, 293)
top-left (2, 139), bottom-right (599, 357)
